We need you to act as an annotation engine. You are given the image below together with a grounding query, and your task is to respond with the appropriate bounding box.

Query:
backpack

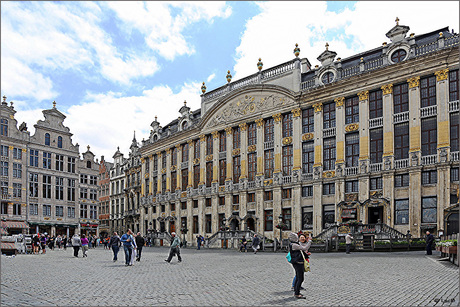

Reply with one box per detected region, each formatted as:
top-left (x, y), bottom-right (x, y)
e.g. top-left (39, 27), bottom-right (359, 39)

top-left (286, 252), bottom-right (292, 263)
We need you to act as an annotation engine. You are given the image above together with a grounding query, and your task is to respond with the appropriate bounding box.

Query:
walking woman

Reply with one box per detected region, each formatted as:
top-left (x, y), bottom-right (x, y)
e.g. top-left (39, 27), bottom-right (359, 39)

top-left (288, 232), bottom-right (312, 299)
top-left (81, 234), bottom-right (89, 257)
top-left (33, 234), bottom-right (40, 254)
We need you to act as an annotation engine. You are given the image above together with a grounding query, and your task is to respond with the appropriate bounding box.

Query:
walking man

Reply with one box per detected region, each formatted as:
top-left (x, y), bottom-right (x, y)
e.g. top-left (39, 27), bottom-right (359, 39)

top-left (165, 232), bottom-right (182, 263)
top-left (135, 233), bottom-right (145, 262)
top-left (72, 233), bottom-right (82, 257)
top-left (345, 232), bottom-right (353, 254)
top-left (252, 234), bottom-right (260, 254)
top-left (426, 231), bottom-right (434, 255)
top-left (121, 229), bottom-right (134, 266)
top-left (109, 232), bottom-right (121, 262)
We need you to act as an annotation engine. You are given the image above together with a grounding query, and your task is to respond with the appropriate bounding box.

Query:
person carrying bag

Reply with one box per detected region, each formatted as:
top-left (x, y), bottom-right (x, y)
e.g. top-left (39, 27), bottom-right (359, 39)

top-left (288, 232), bottom-right (312, 299)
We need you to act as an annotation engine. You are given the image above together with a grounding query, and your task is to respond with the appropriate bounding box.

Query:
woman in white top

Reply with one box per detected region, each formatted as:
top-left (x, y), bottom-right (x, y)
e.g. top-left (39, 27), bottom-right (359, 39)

top-left (130, 234), bottom-right (137, 265)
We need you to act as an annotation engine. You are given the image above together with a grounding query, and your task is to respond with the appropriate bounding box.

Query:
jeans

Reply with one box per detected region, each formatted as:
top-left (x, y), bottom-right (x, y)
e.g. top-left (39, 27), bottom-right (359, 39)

top-left (426, 244), bottom-right (433, 255)
top-left (124, 245), bottom-right (133, 265)
top-left (346, 244), bottom-right (351, 254)
top-left (137, 246), bottom-right (143, 260)
top-left (112, 245), bottom-right (119, 261)
top-left (292, 262), bottom-right (305, 295)
top-left (82, 245), bottom-right (88, 257)
top-left (166, 247), bottom-right (182, 262)
top-left (197, 241), bottom-right (201, 250)
top-left (73, 246), bottom-right (80, 257)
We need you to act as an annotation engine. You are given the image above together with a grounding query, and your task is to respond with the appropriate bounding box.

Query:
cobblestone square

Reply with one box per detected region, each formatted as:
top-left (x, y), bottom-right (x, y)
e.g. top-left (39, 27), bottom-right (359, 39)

top-left (1, 247), bottom-right (458, 306)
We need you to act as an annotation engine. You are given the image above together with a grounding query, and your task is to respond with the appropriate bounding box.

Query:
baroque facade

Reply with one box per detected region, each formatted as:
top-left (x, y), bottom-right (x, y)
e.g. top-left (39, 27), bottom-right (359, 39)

top-left (127, 22), bottom-right (458, 244)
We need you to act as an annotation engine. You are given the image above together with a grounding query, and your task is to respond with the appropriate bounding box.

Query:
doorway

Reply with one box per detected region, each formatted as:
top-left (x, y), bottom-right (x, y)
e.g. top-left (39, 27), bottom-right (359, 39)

top-left (446, 213), bottom-right (459, 235)
top-left (368, 206), bottom-right (383, 224)
top-left (246, 218), bottom-right (255, 231)
top-left (230, 219), bottom-right (239, 231)
top-left (169, 221), bottom-right (175, 234)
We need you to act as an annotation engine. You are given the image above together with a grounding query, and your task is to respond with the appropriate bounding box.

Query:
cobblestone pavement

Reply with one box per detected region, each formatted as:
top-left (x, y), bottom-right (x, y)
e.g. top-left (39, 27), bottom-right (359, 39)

top-left (1, 247), bottom-right (458, 306)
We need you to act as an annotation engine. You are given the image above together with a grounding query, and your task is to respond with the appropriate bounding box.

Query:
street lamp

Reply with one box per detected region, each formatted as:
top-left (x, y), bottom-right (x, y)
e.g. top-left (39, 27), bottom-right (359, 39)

top-left (222, 217), bottom-right (227, 249)
top-left (279, 214), bottom-right (283, 251)
top-left (181, 221), bottom-right (188, 248)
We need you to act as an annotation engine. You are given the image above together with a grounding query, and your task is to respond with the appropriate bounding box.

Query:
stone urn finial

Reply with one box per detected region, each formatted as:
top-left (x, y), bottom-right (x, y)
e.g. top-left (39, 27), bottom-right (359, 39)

top-left (257, 58), bottom-right (263, 71)
top-left (201, 82), bottom-right (206, 93)
top-left (325, 42), bottom-right (329, 51)
top-left (395, 16), bottom-right (399, 26)
top-left (53, 101), bottom-right (56, 108)
top-left (293, 43), bottom-right (300, 57)
top-left (226, 70), bottom-right (232, 83)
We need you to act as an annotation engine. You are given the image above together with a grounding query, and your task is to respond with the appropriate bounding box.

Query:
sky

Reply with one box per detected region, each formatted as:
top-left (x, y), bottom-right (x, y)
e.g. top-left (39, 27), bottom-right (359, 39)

top-left (2, 1), bottom-right (459, 162)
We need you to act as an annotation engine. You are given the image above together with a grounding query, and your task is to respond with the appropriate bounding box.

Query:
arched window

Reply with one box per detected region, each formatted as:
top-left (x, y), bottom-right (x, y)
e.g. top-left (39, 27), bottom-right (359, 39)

top-left (391, 49), bottom-right (407, 63)
top-left (45, 133), bottom-right (50, 146)
top-left (321, 71), bottom-right (334, 84)
top-left (182, 121), bottom-right (188, 130)
top-left (153, 134), bottom-right (158, 141)
top-left (57, 136), bottom-right (63, 148)
top-left (87, 161), bottom-right (92, 168)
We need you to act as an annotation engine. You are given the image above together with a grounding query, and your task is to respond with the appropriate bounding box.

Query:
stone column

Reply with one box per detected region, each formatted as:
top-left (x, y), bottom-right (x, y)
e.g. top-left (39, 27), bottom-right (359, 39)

top-left (212, 131), bottom-right (219, 186)
top-left (156, 151), bottom-right (162, 195)
top-left (187, 140), bottom-right (193, 189)
top-left (255, 118), bottom-right (265, 183)
top-left (334, 97), bottom-right (345, 208)
top-left (239, 123), bottom-right (248, 182)
top-left (313, 182), bottom-right (323, 235)
top-left (435, 68), bottom-right (450, 162)
top-left (381, 84), bottom-right (394, 170)
top-left (358, 91), bottom-right (370, 203)
top-left (166, 149), bottom-right (171, 193)
top-left (199, 135), bottom-right (206, 186)
top-left (291, 108), bottom-right (302, 231)
top-left (273, 113), bottom-right (282, 183)
top-left (313, 103), bottom-right (323, 179)
top-left (176, 144), bottom-right (182, 193)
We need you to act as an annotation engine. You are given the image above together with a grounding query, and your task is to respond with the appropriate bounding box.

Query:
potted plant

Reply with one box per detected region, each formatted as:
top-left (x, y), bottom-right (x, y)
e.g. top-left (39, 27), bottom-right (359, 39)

top-left (275, 223), bottom-right (288, 230)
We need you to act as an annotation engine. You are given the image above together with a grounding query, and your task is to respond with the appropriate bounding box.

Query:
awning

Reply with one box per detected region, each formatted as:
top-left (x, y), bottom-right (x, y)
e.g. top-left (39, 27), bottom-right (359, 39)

top-left (0, 228), bottom-right (8, 235)
top-left (1, 242), bottom-right (16, 249)
top-left (1, 221), bottom-right (29, 229)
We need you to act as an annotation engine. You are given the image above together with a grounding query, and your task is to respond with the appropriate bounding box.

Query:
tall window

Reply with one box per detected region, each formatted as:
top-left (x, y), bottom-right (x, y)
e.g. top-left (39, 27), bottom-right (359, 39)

top-left (264, 190), bottom-right (273, 201)
top-left (345, 180), bottom-right (359, 193)
top-left (206, 162), bottom-right (212, 187)
top-left (449, 69), bottom-right (459, 102)
top-left (12, 148), bottom-right (22, 159)
top-left (394, 123), bottom-right (409, 160)
top-left (29, 204), bottom-right (38, 215)
top-left (264, 118), bottom-right (274, 143)
top-left (219, 131), bottom-right (226, 152)
top-left (0, 161), bottom-right (7, 176)
top-left (182, 143), bottom-right (189, 163)
top-left (282, 145), bottom-right (293, 176)
top-left (57, 136), bottom-right (63, 148)
top-left (282, 208), bottom-right (292, 230)
top-left (161, 174), bottom-right (166, 193)
top-left (302, 108), bottom-right (314, 133)
top-left (194, 140), bottom-right (200, 159)
top-left (67, 179), bottom-right (75, 201)
top-left (421, 117), bottom-right (437, 156)
top-left (193, 216), bottom-right (199, 234)
top-left (205, 214), bottom-right (212, 233)
top-left (282, 113), bottom-right (293, 138)
top-left (55, 154), bottom-right (64, 171)
top-left (193, 165), bottom-right (200, 188)
top-left (45, 133), bottom-right (50, 146)
top-left (323, 102), bottom-right (336, 129)
top-left (80, 204), bottom-right (88, 219)
top-left (43, 175), bottom-right (51, 198)
top-left (181, 169), bottom-right (188, 191)
top-left (393, 83), bottom-right (409, 114)
top-left (302, 142), bottom-right (314, 174)
top-left (56, 177), bottom-right (64, 200)
top-left (248, 122), bottom-right (257, 146)
top-left (0, 119), bottom-right (7, 136)
top-left (30, 149), bottom-right (39, 167)
top-left (345, 133), bottom-right (359, 167)
top-left (67, 157), bottom-right (75, 173)
top-left (369, 90), bottom-right (383, 119)
top-left (43, 152), bottom-right (51, 169)
top-left (248, 153), bottom-right (257, 182)
top-left (153, 154), bottom-right (158, 171)
top-left (162, 152), bottom-right (167, 169)
top-left (171, 171), bottom-right (177, 191)
top-left (302, 206), bottom-right (313, 230)
top-left (395, 199), bottom-right (409, 225)
top-left (171, 147), bottom-right (177, 166)
top-left (264, 150), bottom-right (274, 179)
top-left (0, 145), bottom-right (8, 157)
top-left (420, 75), bottom-right (437, 108)
top-left (206, 135), bottom-right (213, 156)
top-left (219, 160), bottom-right (226, 185)
top-left (421, 197), bottom-right (437, 223)
top-left (56, 206), bottom-right (64, 217)
top-left (12, 163), bottom-right (22, 178)
top-left (43, 205), bottom-right (51, 217)
top-left (80, 188), bottom-right (87, 199)
top-left (12, 183), bottom-right (22, 198)
top-left (264, 210), bottom-right (273, 231)
top-left (233, 156), bottom-right (241, 184)
top-left (345, 96), bottom-right (359, 124)
top-left (323, 204), bottom-right (335, 229)
top-left (90, 205), bottom-right (97, 219)
top-left (451, 112), bottom-right (459, 152)
top-left (370, 128), bottom-right (383, 164)
top-left (323, 137), bottom-right (336, 171)
top-left (233, 127), bottom-right (240, 149)
top-left (29, 173), bottom-right (39, 197)
top-left (68, 206), bottom-right (75, 218)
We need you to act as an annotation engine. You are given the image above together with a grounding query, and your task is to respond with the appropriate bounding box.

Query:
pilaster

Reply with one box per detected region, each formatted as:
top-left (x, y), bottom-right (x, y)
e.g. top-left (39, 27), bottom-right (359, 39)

top-left (273, 114), bottom-right (282, 176)
top-left (292, 108), bottom-right (302, 175)
top-left (240, 123), bottom-right (248, 180)
top-left (225, 127), bottom-right (233, 184)
top-left (312, 182), bottom-right (323, 235)
top-left (358, 91), bottom-right (369, 173)
top-left (199, 134), bottom-right (206, 186)
top-left (334, 97), bottom-right (345, 177)
top-left (255, 118), bottom-right (265, 184)
top-left (313, 103), bottom-right (323, 179)
top-left (408, 76), bottom-right (421, 166)
top-left (435, 68), bottom-right (450, 161)
top-left (382, 83), bottom-right (394, 170)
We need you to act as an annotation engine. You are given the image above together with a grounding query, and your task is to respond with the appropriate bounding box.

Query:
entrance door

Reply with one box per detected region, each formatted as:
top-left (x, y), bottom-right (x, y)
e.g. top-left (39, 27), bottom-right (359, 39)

top-left (368, 206), bottom-right (383, 224)
top-left (169, 221), bottom-right (175, 233)
top-left (446, 213), bottom-right (459, 235)
top-left (246, 218), bottom-right (255, 231)
top-left (230, 219), bottom-right (239, 231)
top-left (160, 222), bottom-right (166, 232)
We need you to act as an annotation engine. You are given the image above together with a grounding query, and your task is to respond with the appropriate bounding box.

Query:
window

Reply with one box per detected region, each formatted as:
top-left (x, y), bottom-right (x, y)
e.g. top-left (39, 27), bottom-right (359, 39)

top-left (282, 188), bottom-right (292, 199)
top-left (219, 196), bottom-right (225, 206)
top-left (1, 202), bottom-right (7, 214)
top-left (422, 170), bottom-right (437, 185)
top-left (162, 152), bottom-right (167, 169)
top-left (80, 188), bottom-right (87, 199)
top-left (421, 117), bottom-right (437, 156)
top-left (67, 157), bottom-right (75, 173)
top-left (57, 136), bottom-right (63, 148)
top-left (30, 149), bottom-right (39, 167)
top-left (302, 142), bottom-right (314, 174)
top-left (80, 204), bottom-right (88, 219)
top-left (161, 174), bottom-right (166, 193)
top-left (370, 177), bottom-right (383, 190)
top-left (89, 175), bottom-right (97, 185)
top-left (45, 133), bottom-right (50, 146)
top-left (282, 208), bottom-right (292, 230)
top-left (264, 118), bottom-right (274, 143)
top-left (0, 119), bottom-right (7, 136)
top-left (12, 147), bottom-right (22, 160)
top-left (153, 155), bottom-right (158, 171)
top-left (421, 197), bottom-right (437, 223)
top-left (90, 205), bottom-right (97, 219)
top-left (193, 165), bottom-right (200, 188)
top-left (181, 169), bottom-right (188, 191)
top-left (449, 69), bottom-right (459, 102)
top-left (345, 96), bottom-right (359, 124)
top-left (233, 127), bottom-right (240, 149)
top-left (206, 135), bottom-right (213, 156)
top-left (206, 162), bottom-right (212, 187)
top-left (321, 71), bottom-right (334, 84)
top-left (56, 206), bottom-right (64, 217)
top-left (233, 156), bottom-right (241, 184)
top-left (43, 175), bottom-right (51, 198)
top-left (219, 160), bottom-right (226, 185)
top-left (67, 179), bottom-right (75, 201)
top-left (0, 161), bottom-right (7, 176)
top-left (80, 174), bottom-right (88, 184)
top-left (0, 145), bottom-right (8, 157)
top-left (451, 167), bottom-right (459, 182)
top-left (323, 204), bottom-right (335, 229)
top-left (264, 190), bottom-right (273, 201)
top-left (43, 152), bottom-right (51, 169)
top-left (194, 140), bottom-right (200, 160)
top-left (323, 137), bottom-right (336, 171)
top-left (420, 76), bottom-right (437, 108)
top-left (193, 216), bottom-right (199, 233)
top-left (302, 108), bottom-right (314, 133)
top-left (370, 128), bottom-right (383, 164)
top-left (12, 203), bottom-right (21, 215)
top-left (248, 193), bottom-right (255, 203)
top-left (391, 49), bottom-right (407, 63)
top-left (248, 153), bottom-right (257, 182)
top-left (345, 133), bottom-right (359, 167)
top-left (451, 112), bottom-right (459, 152)
top-left (219, 131), bottom-right (226, 152)
top-left (264, 210), bottom-right (273, 231)
top-left (282, 113), bottom-right (293, 138)
top-left (369, 90), bottom-right (383, 119)
top-left (264, 149), bottom-right (274, 178)
top-left (395, 199), bottom-right (409, 225)
top-left (302, 206), bottom-right (313, 230)
top-left (395, 173), bottom-right (409, 187)
top-left (89, 189), bottom-right (97, 200)
top-left (233, 195), bottom-right (239, 204)
top-left (56, 177), bottom-right (64, 200)
top-left (29, 173), bottom-right (39, 197)
top-left (43, 204), bottom-right (51, 217)
top-left (323, 103), bottom-right (336, 129)
top-left (12, 163), bottom-right (22, 178)
top-left (171, 147), bottom-right (177, 166)
top-left (345, 180), bottom-right (359, 193)
top-left (67, 207), bottom-right (75, 218)
top-left (394, 123), bottom-right (409, 160)
top-left (12, 183), bottom-right (22, 198)
top-left (144, 157), bottom-right (150, 173)
top-left (181, 201), bottom-right (187, 210)
top-left (323, 183), bottom-right (335, 195)
top-left (205, 198), bottom-right (211, 207)
top-left (248, 122), bottom-right (257, 146)
top-left (171, 171), bottom-right (177, 191)
top-left (393, 83), bottom-right (409, 114)
top-left (29, 204), bottom-right (38, 215)
top-left (282, 145), bottom-right (293, 176)
top-left (86, 161), bottom-right (92, 169)
top-left (205, 214), bottom-right (212, 233)
top-left (302, 186), bottom-right (313, 197)
top-left (193, 199), bottom-right (198, 208)
top-left (55, 154), bottom-right (64, 171)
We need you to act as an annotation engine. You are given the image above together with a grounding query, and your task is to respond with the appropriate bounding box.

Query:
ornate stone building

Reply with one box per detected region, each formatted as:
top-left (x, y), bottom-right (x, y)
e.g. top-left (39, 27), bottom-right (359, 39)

top-left (109, 147), bottom-right (127, 235)
top-left (136, 21), bottom-right (458, 245)
top-left (98, 156), bottom-right (113, 237)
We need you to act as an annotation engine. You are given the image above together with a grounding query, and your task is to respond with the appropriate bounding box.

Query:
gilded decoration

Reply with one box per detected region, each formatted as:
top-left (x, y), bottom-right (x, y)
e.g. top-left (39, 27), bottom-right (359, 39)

top-left (282, 136), bottom-right (293, 145)
top-left (255, 118), bottom-right (264, 128)
top-left (334, 97), bottom-right (345, 108)
top-left (345, 123), bottom-right (359, 132)
top-left (181, 192), bottom-right (187, 198)
top-left (345, 193), bottom-right (358, 201)
top-left (207, 94), bottom-right (293, 128)
top-left (313, 103), bottom-right (323, 113)
top-left (200, 134), bottom-right (206, 142)
top-left (225, 127), bottom-right (233, 135)
top-left (323, 171), bottom-right (335, 178)
top-left (291, 108), bottom-right (301, 117)
top-left (161, 168), bottom-right (166, 174)
top-left (273, 113), bottom-right (282, 123)
top-left (175, 144), bottom-right (181, 149)
top-left (144, 173), bottom-right (149, 178)
top-left (219, 186), bottom-right (225, 192)
top-left (434, 69), bottom-right (449, 81)
top-left (22, 148), bottom-right (27, 152)
top-left (232, 148), bottom-right (240, 156)
top-left (239, 123), bottom-right (248, 131)
top-left (264, 179), bottom-right (273, 186)
top-left (187, 139), bottom-right (193, 145)
top-left (212, 131), bottom-right (219, 139)
top-left (381, 84), bottom-right (393, 95)
top-left (193, 158), bottom-right (200, 165)
top-left (407, 76), bottom-right (420, 88)
top-left (171, 165), bottom-right (177, 171)
top-left (166, 149), bottom-right (171, 155)
top-left (206, 155), bottom-right (213, 162)
top-left (302, 133), bottom-right (314, 141)
top-left (357, 91), bottom-right (369, 101)
top-left (248, 145), bottom-right (256, 153)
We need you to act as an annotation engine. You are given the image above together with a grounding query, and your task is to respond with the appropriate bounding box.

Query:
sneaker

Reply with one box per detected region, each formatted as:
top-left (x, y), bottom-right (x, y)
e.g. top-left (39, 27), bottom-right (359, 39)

top-left (178, 260), bottom-right (182, 263)
top-left (164, 260), bottom-right (170, 263)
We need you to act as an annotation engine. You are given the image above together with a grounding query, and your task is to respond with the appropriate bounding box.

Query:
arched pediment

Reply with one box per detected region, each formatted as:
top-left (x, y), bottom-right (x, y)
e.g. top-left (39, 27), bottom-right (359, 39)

top-left (201, 84), bottom-right (298, 131)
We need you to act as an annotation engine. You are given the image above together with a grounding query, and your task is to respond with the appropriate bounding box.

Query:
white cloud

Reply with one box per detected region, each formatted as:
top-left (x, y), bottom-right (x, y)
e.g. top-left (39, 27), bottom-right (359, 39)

top-left (207, 73), bottom-right (216, 82)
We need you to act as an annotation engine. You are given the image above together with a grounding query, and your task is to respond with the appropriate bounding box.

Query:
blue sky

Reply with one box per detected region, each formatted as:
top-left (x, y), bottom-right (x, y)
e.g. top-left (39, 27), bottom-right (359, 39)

top-left (1, 1), bottom-right (458, 160)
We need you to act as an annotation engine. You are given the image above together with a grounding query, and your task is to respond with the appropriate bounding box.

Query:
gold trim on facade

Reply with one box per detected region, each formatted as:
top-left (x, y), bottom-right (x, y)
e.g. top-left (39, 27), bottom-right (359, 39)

top-left (282, 136), bottom-right (293, 145)
top-left (434, 68), bottom-right (449, 81)
top-left (302, 133), bottom-right (314, 141)
top-left (357, 90), bottom-right (369, 101)
top-left (232, 148), bottom-right (240, 156)
top-left (345, 123), bottom-right (359, 132)
top-left (225, 127), bottom-right (233, 135)
top-left (381, 83), bottom-right (393, 95)
top-left (334, 97), bottom-right (345, 108)
top-left (205, 155), bottom-right (213, 162)
top-left (407, 76), bottom-right (420, 88)
top-left (212, 131), bottom-right (219, 139)
top-left (255, 118), bottom-right (264, 127)
top-left (323, 171), bottom-right (335, 178)
top-left (291, 108), bottom-right (301, 117)
top-left (247, 145), bottom-right (256, 153)
top-left (313, 103), bottom-right (323, 113)
top-left (239, 123), bottom-right (248, 131)
top-left (273, 113), bottom-right (282, 122)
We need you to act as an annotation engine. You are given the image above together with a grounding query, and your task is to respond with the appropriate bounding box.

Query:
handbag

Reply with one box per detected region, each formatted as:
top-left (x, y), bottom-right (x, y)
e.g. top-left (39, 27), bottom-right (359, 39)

top-left (286, 252), bottom-right (292, 263)
top-left (301, 252), bottom-right (310, 272)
